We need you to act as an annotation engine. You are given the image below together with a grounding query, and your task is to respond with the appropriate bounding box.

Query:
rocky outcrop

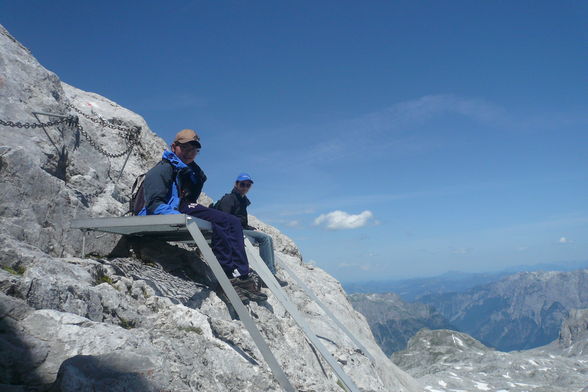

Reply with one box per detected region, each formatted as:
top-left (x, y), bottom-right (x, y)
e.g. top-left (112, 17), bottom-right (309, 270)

top-left (0, 24), bottom-right (421, 391)
top-left (393, 325), bottom-right (588, 392)
top-left (419, 269), bottom-right (588, 351)
top-left (348, 293), bottom-right (453, 355)
top-left (559, 309), bottom-right (588, 347)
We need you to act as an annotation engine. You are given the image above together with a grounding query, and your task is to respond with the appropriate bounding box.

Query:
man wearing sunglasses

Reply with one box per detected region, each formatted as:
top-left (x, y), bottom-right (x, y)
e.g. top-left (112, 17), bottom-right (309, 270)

top-left (214, 173), bottom-right (288, 287)
top-left (139, 129), bottom-right (267, 303)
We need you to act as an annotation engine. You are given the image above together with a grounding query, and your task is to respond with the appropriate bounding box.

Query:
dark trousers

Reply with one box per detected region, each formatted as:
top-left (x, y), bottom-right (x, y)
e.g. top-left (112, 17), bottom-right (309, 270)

top-left (179, 202), bottom-right (249, 277)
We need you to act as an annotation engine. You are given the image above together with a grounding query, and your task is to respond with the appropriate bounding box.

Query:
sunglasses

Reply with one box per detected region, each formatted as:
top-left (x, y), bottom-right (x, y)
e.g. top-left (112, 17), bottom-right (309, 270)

top-left (238, 182), bottom-right (252, 188)
top-left (179, 143), bottom-right (200, 152)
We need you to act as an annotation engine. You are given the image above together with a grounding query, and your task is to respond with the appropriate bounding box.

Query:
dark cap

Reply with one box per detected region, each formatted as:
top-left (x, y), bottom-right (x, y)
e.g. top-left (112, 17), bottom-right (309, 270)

top-left (173, 129), bottom-right (201, 148)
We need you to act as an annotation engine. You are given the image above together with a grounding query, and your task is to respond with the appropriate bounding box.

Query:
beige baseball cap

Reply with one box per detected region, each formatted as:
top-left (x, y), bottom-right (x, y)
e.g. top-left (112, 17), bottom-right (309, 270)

top-left (173, 129), bottom-right (201, 148)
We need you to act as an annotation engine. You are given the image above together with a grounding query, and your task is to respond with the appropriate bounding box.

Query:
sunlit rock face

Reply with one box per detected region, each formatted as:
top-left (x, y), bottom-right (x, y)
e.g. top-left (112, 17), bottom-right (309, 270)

top-left (0, 24), bottom-right (421, 392)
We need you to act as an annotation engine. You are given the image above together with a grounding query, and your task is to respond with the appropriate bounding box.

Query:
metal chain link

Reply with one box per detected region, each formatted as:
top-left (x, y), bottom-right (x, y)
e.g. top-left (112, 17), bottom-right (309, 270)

top-left (75, 121), bottom-right (140, 158)
top-left (64, 102), bottom-right (139, 133)
top-left (64, 102), bottom-right (142, 157)
top-left (0, 103), bottom-right (142, 158)
top-left (79, 186), bottom-right (107, 200)
top-left (0, 116), bottom-right (77, 129)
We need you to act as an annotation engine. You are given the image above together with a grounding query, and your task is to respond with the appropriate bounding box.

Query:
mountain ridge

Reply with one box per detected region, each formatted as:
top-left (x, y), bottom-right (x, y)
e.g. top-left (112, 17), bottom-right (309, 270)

top-left (419, 268), bottom-right (588, 351)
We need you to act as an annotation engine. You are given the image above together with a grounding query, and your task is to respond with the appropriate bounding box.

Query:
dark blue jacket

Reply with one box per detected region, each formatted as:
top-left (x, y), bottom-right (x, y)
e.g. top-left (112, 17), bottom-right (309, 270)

top-left (139, 150), bottom-right (206, 215)
top-left (214, 188), bottom-right (254, 229)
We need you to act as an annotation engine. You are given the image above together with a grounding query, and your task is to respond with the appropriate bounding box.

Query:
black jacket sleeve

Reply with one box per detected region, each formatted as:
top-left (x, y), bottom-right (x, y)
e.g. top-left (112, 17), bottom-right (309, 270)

top-left (144, 161), bottom-right (176, 214)
top-left (215, 193), bottom-right (236, 215)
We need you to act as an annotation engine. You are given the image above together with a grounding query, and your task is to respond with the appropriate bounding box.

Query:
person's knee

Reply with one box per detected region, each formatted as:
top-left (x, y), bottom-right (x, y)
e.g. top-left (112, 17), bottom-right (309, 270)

top-left (227, 214), bottom-right (240, 226)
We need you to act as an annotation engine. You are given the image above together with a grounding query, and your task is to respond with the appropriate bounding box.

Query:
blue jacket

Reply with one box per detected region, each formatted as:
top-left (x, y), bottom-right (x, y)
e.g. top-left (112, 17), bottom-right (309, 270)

top-left (139, 150), bottom-right (206, 215)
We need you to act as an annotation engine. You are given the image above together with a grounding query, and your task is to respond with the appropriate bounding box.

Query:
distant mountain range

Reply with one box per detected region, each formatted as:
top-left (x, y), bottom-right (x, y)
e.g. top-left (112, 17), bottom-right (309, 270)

top-left (348, 293), bottom-right (453, 355)
top-left (348, 262), bottom-right (588, 353)
top-left (419, 269), bottom-right (588, 351)
top-left (343, 260), bottom-right (588, 301)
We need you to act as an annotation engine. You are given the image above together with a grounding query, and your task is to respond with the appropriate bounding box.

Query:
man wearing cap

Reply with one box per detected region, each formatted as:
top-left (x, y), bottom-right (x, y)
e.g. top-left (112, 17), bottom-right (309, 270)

top-left (139, 129), bottom-right (267, 303)
top-left (214, 173), bottom-right (287, 287)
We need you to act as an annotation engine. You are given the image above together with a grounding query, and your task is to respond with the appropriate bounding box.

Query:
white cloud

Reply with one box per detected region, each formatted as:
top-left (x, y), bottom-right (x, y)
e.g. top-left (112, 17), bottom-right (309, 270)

top-left (286, 220), bottom-right (300, 227)
top-left (314, 210), bottom-right (374, 230)
top-left (559, 237), bottom-right (572, 244)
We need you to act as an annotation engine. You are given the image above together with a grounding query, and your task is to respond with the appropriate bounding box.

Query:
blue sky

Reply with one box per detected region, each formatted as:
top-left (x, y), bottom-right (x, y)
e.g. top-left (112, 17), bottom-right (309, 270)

top-left (2, 1), bottom-right (587, 282)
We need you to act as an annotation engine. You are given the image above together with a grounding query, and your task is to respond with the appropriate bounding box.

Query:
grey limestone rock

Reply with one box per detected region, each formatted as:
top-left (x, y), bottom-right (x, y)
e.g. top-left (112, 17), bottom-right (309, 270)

top-left (50, 352), bottom-right (169, 392)
top-left (558, 308), bottom-right (588, 350)
top-left (394, 326), bottom-right (588, 392)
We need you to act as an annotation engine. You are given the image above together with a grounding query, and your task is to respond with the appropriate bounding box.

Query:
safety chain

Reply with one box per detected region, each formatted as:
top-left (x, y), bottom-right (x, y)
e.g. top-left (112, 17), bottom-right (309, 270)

top-left (0, 103), bottom-right (142, 159)
top-left (64, 102), bottom-right (142, 158)
top-left (78, 186), bottom-right (107, 201)
top-left (0, 116), bottom-right (77, 129)
top-left (74, 121), bottom-right (140, 158)
top-left (65, 102), bottom-right (139, 133)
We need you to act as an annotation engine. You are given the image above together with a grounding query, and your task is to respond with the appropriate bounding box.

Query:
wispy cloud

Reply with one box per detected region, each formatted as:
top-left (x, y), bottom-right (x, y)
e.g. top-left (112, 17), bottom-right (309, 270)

top-left (337, 262), bottom-right (372, 271)
top-left (501, 214), bottom-right (588, 233)
top-left (451, 247), bottom-right (473, 255)
top-left (133, 92), bottom-right (208, 111)
top-left (314, 210), bottom-right (374, 230)
top-left (256, 94), bottom-right (505, 167)
top-left (559, 237), bottom-right (572, 244)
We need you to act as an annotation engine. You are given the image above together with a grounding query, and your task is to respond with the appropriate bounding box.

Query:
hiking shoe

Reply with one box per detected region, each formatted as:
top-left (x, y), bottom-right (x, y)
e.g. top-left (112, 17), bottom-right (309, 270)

top-left (274, 275), bottom-right (288, 287)
top-left (230, 276), bottom-right (268, 303)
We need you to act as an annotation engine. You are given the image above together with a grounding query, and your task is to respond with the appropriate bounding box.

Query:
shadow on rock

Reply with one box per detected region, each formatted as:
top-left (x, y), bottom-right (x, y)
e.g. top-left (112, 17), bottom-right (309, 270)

top-left (0, 294), bottom-right (49, 391)
top-left (48, 352), bottom-right (163, 392)
top-left (111, 236), bottom-right (215, 285)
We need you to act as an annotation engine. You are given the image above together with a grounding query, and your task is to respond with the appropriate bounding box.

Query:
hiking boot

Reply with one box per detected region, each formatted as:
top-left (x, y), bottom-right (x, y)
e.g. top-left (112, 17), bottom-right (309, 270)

top-left (248, 270), bottom-right (264, 290)
top-left (215, 283), bottom-right (250, 305)
top-left (230, 276), bottom-right (268, 303)
top-left (248, 270), bottom-right (288, 288)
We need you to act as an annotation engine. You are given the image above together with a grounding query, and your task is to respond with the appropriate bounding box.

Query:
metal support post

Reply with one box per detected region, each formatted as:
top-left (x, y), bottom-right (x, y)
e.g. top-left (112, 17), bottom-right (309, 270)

top-left (185, 218), bottom-right (295, 392)
top-left (277, 256), bottom-right (375, 362)
top-left (245, 239), bottom-right (361, 392)
top-left (32, 112), bottom-right (61, 154)
top-left (31, 112), bottom-right (71, 119)
top-left (81, 230), bottom-right (87, 258)
top-left (116, 145), bottom-right (134, 183)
